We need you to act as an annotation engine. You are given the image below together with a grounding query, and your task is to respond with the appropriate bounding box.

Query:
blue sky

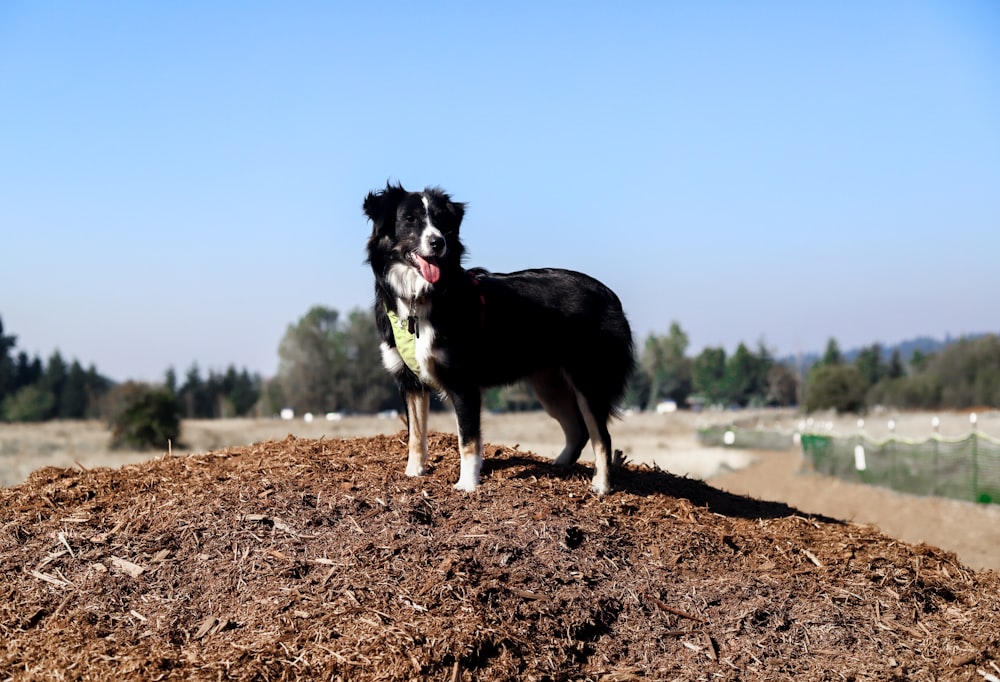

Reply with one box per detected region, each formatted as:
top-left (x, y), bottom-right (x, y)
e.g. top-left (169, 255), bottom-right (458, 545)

top-left (1, 1), bottom-right (998, 382)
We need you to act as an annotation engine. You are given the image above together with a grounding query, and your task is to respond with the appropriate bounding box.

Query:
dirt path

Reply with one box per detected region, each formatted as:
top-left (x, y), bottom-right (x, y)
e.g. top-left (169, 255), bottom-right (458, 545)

top-left (709, 448), bottom-right (1000, 572)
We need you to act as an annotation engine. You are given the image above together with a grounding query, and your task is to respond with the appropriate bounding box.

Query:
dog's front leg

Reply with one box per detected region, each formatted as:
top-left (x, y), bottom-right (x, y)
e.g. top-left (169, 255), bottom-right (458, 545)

top-left (451, 389), bottom-right (482, 492)
top-left (404, 391), bottom-right (430, 476)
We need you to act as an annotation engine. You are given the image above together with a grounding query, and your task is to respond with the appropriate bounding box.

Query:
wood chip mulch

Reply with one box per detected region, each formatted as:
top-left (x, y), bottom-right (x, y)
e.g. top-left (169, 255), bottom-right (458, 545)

top-left (2, 432), bottom-right (999, 681)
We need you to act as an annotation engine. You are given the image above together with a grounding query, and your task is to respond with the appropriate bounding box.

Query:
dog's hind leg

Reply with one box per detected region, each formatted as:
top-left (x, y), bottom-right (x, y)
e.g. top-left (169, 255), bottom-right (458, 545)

top-left (565, 379), bottom-right (614, 495)
top-left (404, 391), bottom-right (430, 477)
top-left (530, 369), bottom-right (589, 467)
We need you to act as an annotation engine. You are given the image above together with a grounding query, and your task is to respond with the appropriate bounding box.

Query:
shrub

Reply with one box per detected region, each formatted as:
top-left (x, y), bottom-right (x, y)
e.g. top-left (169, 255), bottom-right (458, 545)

top-left (1, 385), bottom-right (55, 422)
top-left (109, 383), bottom-right (182, 450)
top-left (805, 365), bottom-right (867, 414)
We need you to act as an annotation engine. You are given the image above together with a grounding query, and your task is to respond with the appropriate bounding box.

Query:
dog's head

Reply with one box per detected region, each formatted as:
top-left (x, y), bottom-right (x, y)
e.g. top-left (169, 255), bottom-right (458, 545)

top-left (364, 183), bottom-right (466, 296)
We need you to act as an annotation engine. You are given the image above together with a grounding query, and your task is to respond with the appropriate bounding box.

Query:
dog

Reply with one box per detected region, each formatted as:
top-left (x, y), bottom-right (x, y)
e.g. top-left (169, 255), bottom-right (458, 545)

top-left (364, 182), bottom-right (634, 494)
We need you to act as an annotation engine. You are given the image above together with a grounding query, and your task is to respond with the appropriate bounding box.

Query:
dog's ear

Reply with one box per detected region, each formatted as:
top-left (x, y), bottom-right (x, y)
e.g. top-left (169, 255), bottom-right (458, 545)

top-left (446, 198), bottom-right (465, 227)
top-left (425, 186), bottom-right (466, 230)
top-left (363, 182), bottom-right (405, 234)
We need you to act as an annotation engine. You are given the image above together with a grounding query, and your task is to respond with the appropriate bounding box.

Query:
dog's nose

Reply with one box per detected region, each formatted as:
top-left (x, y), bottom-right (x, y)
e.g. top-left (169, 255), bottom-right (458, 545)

top-left (428, 234), bottom-right (445, 254)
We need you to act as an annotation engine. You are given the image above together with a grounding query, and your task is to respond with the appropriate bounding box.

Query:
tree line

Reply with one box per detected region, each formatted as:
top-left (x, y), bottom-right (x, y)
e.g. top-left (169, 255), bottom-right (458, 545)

top-left (630, 322), bottom-right (798, 410)
top-left (0, 318), bottom-right (111, 421)
top-left (2, 311), bottom-right (997, 425)
top-left (0, 315), bottom-right (263, 423)
top-left (636, 325), bottom-right (1000, 413)
top-left (807, 335), bottom-right (1000, 412)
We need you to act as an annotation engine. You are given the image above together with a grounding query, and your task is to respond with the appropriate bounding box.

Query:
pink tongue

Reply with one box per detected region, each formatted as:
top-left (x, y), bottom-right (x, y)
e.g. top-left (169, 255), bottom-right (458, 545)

top-left (414, 254), bottom-right (440, 283)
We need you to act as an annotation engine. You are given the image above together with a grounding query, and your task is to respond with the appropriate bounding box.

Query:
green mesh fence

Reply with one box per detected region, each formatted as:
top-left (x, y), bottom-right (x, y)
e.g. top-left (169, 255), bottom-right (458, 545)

top-left (698, 424), bottom-right (1000, 505)
top-left (801, 432), bottom-right (1000, 505)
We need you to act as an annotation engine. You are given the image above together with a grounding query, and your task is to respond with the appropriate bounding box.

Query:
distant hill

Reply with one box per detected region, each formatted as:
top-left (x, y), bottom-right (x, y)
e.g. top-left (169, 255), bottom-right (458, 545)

top-left (782, 332), bottom-right (993, 369)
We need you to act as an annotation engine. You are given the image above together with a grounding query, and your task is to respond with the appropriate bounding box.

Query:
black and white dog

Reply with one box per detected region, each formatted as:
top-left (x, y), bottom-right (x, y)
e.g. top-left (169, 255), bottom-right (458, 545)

top-left (364, 183), bottom-right (634, 494)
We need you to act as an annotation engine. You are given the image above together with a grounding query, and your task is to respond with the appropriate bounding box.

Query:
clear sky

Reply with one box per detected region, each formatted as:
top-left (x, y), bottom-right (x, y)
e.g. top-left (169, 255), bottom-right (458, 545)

top-left (2, 1), bottom-right (998, 382)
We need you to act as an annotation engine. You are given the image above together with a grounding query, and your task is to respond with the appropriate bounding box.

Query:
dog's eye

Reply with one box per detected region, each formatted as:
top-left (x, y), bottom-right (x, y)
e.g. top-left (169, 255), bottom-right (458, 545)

top-left (403, 214), bottom-right (417, 224)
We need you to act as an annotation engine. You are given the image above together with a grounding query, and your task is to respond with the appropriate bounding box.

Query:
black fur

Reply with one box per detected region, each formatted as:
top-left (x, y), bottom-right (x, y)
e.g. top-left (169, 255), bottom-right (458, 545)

top-left (364, 182), bottom-right (634, 494)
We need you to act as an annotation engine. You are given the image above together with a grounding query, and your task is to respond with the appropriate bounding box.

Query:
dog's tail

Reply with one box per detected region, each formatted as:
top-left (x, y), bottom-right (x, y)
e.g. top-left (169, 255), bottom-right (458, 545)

top-left (606, 302), bottom-right (636, 420)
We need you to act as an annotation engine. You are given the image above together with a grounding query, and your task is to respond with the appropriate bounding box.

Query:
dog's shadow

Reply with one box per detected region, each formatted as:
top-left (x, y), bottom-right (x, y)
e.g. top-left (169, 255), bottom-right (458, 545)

top-left (482, 449), bottom-right (841, 524)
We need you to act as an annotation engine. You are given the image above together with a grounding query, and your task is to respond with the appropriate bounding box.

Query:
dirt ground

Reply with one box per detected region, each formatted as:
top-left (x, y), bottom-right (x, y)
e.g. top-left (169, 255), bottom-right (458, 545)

top-left (2, 416), bottom-right (1000, 680)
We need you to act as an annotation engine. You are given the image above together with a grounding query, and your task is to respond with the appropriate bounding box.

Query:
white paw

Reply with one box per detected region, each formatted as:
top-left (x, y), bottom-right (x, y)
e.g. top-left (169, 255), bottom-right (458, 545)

top-left (453, 477), bottom-right (479, 493)
top-left (591, 477), bottom-right (610, 496)
top-left (405, 463), bottom-right (429, 477)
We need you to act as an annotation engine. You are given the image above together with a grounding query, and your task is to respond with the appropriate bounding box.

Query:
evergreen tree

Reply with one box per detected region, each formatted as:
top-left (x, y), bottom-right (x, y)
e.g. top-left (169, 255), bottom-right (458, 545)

top-left (84, 364), bottom-right (110, 418)
top-left (180, 364), bottom-right (213, 418)
top-left (15, 352), bottom-right (43, 391)
top-left (692, 347), bottom-right (727, 406)
top-left (640, 322), bottom-right (692, 409)
top-left (722, 343), bottom-right (761, 407)
top-left (40, 351), bottom-right (68, 420)
top-left (854, 343), bottom-right (886, 387)
top-left (164, 367), bottom-right (178, 396)
top-left (821, 338), bottom-right (844, 366)
top-left (227, 367), bottom-right (260, 416)
top-left (886, 348), bottom-right (905, 380)
top-left (60, 360), bottom-right (89, 418)
top-left (0, 316), bottom-right (16, 404)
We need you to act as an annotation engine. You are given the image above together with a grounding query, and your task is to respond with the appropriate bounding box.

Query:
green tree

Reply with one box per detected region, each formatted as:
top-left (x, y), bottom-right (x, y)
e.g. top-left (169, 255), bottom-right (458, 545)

top-left (805, 364), bottom-right (867, 413)
top-left (227, 367), bottom-right (261, 416)
top-left (909, 348), bottom-right (932, 373)
top-left (722, 342), bottom-right (770, 407)
top-left (870, 335), bottom-right (1000, 410)
top-left (278, 306), bottom-right (342, 414)
top-left (83, 364), bottom-right (110, 419)
top-left (109, 383), bottom-right (182, 450)
top-left (40, 350), bottom-right (68, 420)
top-left (854, 344), bottom-right (885, 387)
top-left (256, 378), bottom-right (287, 417)
top-left (0, 316), bottom-right (16, 404)
top-left (164, 367), bottom-right (178, 396)
top-left (692, 347), bottom-right (727, 405)
top-left (820, 338), bottom-right (844, 366)
top-left (180, 364), bottom-right (213, 419)
top-left (886, 348), bottom-right (905, 380)
top-left (14, 352), bottom-right (43, 392)
top-left (933, 335), bottom-right (1000, 408)
top-left (278, 306), bottom-right (398, 415)
top-left (338, 309), bottom-right (397, 413)
top-left (624, 361), bottom-right (651, 411)
top-left (2, 384), bottom-right (55, 422)
top-left (60, 360), bottom-right (89, 419)
top-left (641, 322), bottom-right (692, 409)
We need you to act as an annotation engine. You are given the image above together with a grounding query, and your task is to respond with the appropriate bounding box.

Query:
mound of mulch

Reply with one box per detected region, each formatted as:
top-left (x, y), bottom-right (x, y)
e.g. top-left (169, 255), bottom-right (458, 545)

top-left (2, 433), bottom-right (999, 681)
